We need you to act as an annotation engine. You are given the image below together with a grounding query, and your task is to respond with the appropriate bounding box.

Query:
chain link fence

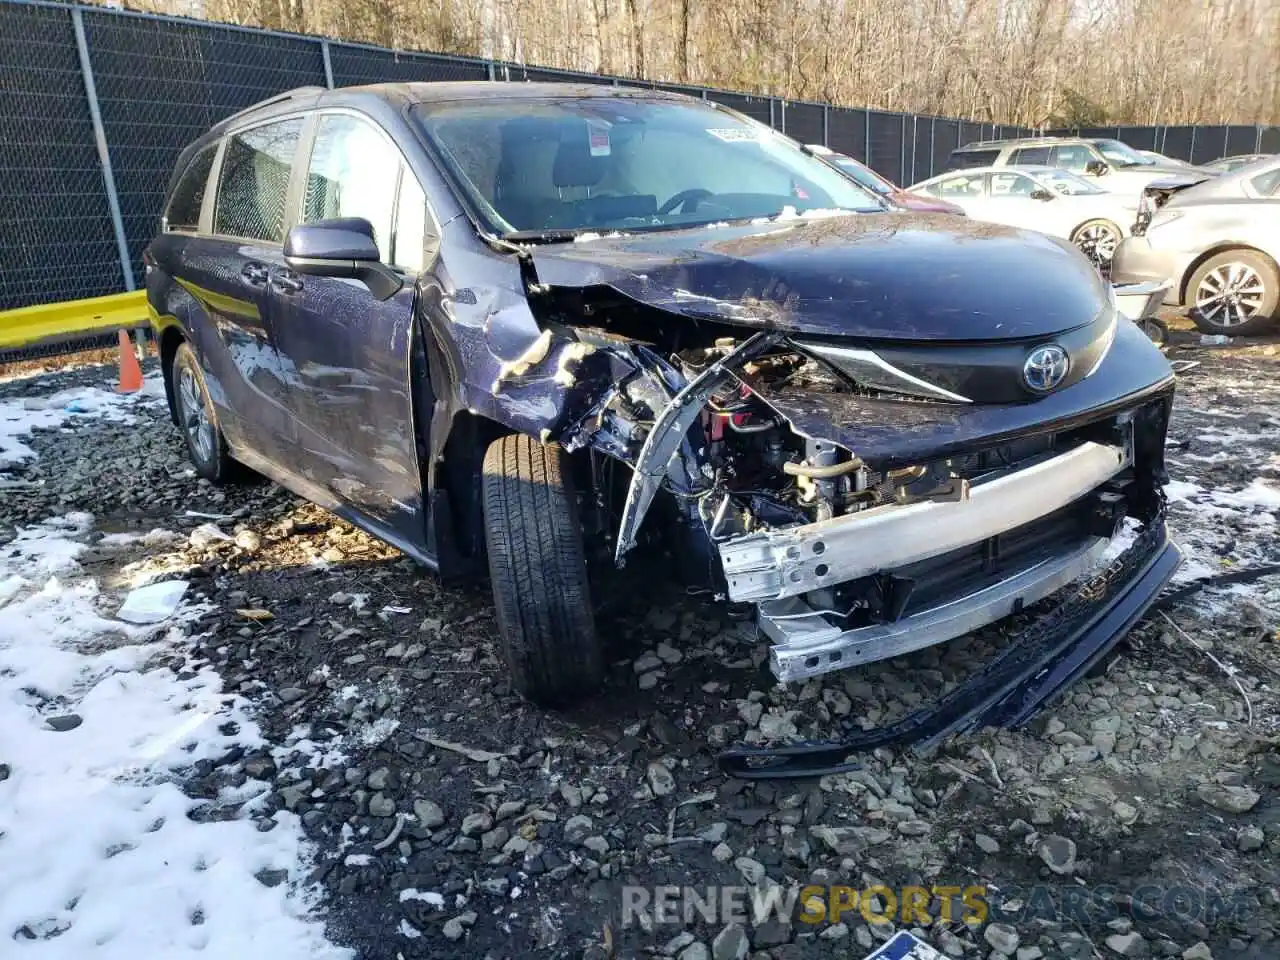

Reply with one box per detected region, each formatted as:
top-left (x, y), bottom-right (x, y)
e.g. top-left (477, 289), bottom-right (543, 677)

top-left (1, 0), bottom-right (1275, 320)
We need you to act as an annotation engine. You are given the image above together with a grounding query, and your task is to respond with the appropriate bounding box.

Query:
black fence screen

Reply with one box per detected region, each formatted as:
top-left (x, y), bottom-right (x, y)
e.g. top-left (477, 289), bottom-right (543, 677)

top-left (2, 0), bottom-right (1276, 314)
top-left (932, 119), bottom-right (960, 175)
top-left (0, 3), bottom-right (123, 309)
top-left (86, 12), bottom-right (327, 285)
top-left (865, 111), bottom-right (904, 181)
top-left (782, 101), bottom-right (824, 147)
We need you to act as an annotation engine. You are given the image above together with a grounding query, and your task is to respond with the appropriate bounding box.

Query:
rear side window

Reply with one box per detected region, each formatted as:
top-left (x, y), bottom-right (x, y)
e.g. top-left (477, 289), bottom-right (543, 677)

top-left (214, 118), bottom-right (303, 242)
top-left (1009, 146), bottom-right (1051, 165)
top-left (949, 149), bottom-right (999, 169)
top-left (302, 114), bottom-right (402, 258)
top-left (165, 145), bottom-right (217, 232)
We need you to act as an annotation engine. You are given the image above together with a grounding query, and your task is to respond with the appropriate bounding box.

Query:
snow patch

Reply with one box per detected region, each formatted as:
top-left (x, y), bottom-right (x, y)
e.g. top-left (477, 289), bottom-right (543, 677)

top-left (0, 514), bottom-right (347, 958)
top-left (0, 382), bottom-right (164, 470)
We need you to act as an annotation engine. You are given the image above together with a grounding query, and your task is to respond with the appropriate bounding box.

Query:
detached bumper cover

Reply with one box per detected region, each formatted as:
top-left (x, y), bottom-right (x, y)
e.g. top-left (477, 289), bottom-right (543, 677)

top-left (719, 507), bottom-right (1180, 779)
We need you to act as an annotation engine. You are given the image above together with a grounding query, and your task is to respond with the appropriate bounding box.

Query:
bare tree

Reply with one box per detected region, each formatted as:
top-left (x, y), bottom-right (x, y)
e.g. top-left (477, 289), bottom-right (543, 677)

top-left (117, 0), bottom-right (1280, 125)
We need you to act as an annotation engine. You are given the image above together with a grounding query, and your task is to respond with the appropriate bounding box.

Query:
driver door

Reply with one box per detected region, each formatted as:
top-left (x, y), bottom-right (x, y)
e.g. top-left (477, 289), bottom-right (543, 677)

top-left (267, 111), bottom-right (432, 546)
top-left (983, 171), bottom-right (1049, 231)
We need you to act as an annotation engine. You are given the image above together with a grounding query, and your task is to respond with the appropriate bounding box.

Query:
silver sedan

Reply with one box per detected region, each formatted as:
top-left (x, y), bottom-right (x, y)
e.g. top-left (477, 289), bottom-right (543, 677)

top-left (1111, 156), bottom-right (1280, 335)
top-left (908, 166), bottom-right (1140, 267)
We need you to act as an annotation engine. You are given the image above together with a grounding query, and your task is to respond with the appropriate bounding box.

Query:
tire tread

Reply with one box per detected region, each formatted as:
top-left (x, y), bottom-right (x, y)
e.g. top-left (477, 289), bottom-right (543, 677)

top-left (482, 434), bottom-right (602, 703)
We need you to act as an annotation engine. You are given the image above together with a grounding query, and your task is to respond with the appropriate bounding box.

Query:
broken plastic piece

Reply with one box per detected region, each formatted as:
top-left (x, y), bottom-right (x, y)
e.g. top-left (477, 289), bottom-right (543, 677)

top-left (116, 580), bottom-right (188, 624)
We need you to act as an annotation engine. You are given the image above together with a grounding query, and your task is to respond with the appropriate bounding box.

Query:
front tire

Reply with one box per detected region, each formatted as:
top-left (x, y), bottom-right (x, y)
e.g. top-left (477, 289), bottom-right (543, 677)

top-left (1187, 250), bottom-right (1279, 336)
top-left (1070, 219), bottom-right (1122, 270)
top-left (481, 434), bottom-right (603, 704)
top-left (171, 342), bottom-right (239, 484)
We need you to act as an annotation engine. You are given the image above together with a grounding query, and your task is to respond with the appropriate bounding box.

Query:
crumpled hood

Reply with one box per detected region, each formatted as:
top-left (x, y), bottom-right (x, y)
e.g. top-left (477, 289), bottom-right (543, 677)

top-left (528, 213), bottom-right (1109, 342)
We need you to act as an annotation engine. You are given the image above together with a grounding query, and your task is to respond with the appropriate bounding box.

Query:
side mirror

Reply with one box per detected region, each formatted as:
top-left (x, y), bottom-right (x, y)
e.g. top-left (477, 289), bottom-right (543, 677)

top-left (284, 218), bottom-right (403, 301)
top-left (1085, 159), bottom-right (1109, 177)
top-left (1029, 187), bottom-right (1054, 201)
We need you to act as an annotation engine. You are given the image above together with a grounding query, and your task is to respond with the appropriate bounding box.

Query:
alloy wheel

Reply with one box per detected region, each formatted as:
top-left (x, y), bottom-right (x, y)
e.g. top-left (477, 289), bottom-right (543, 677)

top-left (178, 365), bottom-right (215, 465)
top-left (1195, 262), bottom-right (1266, 328)
top-left (1073, 223), bottom-right (1120, 267)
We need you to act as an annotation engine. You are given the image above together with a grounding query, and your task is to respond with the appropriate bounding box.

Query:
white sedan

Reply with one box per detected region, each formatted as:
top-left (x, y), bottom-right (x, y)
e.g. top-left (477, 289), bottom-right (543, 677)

top-left (908, 166), bottom-right (1140, 267)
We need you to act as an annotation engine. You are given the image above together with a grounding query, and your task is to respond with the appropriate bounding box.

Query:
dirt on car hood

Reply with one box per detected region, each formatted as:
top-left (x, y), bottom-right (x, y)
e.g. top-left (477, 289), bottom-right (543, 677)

top-left (528, 212), bottom-right (1109, 342)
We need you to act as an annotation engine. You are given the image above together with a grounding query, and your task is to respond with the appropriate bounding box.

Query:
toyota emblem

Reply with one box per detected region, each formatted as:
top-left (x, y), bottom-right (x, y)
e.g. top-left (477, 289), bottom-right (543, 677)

top-left (1022, 344), bottom-right (1069, 393)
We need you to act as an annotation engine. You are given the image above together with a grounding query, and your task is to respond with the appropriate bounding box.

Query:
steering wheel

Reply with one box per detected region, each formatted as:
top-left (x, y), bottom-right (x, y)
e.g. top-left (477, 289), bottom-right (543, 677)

top-left (657, 188), bottom-right (715, 215)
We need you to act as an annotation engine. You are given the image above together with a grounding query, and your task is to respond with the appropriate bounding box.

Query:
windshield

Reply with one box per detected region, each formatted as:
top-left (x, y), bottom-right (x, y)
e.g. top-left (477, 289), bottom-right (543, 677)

top-left (1036, 169), bottom-right (1105, 196)
top-left (1094, 139), bottom-right (1152, 167)
top-left (413, 98), bottom-right (884, 238)
top-left (825, 155), bottom-right (894, 195)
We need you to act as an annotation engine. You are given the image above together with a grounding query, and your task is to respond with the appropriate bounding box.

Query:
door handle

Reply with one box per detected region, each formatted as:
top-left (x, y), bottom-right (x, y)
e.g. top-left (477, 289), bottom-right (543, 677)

top-left (270, 269), bottom-right (304, 295)
top-left (240, 261), bottom-right (269, 286)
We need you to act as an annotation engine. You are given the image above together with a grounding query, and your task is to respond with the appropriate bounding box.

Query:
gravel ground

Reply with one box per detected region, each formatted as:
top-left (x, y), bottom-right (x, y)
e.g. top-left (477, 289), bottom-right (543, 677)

top-left (2, 320), bottom-right (1278, 960)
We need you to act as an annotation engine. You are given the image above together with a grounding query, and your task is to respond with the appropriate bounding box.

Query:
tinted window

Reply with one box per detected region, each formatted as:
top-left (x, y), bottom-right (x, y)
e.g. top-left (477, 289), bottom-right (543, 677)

top-left (1009, 146), bottom-right (1051, 165)
top-left (1251, 168), bottom-right (1280, 196)
top-left (1050, 144), bottom-right (1097, 172)
top-left (949, 149), bottom-right (999, 169)
top-left (303, 114), bottom-right (402, 259)
top-left (393, 170), bottom-right (428, 272)
top-left (214, 118), bottom-right (303, 242)
top-left (166, 144), bottom-right (217, 232)
top-left (416, 99), bottom-right (882, 235)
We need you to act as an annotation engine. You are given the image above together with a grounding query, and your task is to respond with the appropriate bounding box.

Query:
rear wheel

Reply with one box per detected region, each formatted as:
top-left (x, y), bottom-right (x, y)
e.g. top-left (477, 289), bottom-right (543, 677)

top-left (171, 342), bottom-right (239, 484)
top-left (1188, 250), bottom-right (1279, 336)
top-left (481, 434), bottom-right (603, 704)
top-left (1070, 219), bottom-right (1122, 269)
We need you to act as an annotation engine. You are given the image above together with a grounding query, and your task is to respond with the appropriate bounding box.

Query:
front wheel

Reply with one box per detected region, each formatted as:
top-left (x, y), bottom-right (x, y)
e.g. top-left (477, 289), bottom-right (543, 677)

top-left (481, 434), bottom-right (603, 705)
top-left (1187, 250), bottom-right (1279, 336)
top-left (1070, 219), bottom-right (1122, 270)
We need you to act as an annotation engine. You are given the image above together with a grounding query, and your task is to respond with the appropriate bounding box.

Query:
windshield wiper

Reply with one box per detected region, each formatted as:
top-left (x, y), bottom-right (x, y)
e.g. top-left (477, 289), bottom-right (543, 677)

top-left (501, 228), bottom-right (587, 244)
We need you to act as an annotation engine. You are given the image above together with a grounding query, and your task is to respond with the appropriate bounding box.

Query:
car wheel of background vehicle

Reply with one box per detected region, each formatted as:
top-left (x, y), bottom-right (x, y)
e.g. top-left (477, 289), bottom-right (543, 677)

top-left (1070, 219), bottom-right (1122, 270)
top-left (481, 433), bottom-right (603, 704)
top-left (171, 342), bottom-right (238, 484)
top-left (1139, 316), bottom-right (1168, 346)
top-left (1187, 250), bottom-right (1279, 336)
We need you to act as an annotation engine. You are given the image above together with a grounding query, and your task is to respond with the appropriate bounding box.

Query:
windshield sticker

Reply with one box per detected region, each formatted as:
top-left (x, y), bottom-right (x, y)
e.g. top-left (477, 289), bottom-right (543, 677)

top-left (588, 122), bottom-right (611, 156)
top-left (706, 127), bottom-right (763, 143)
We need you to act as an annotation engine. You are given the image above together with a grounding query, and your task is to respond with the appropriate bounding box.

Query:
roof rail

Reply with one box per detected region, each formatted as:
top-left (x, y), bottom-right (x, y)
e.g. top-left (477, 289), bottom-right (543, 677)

top-left (220, 86), bottom-right (327, 127)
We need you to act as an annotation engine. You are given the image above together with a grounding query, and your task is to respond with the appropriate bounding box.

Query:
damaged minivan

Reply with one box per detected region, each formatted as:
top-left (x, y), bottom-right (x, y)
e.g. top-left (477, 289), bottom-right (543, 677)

top-left (147, 83), bottom-right (1180, 771)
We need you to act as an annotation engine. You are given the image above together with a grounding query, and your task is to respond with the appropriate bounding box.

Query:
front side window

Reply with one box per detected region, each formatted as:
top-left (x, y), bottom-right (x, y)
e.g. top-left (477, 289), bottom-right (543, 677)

top-left (989, 172), bottom-right (1036, 196)
top-left (214, 118), bottom-right (303, 242)
top-left (414, 98), bottom-right (883, 237)
top-left (932, 173), bottom-right (984, 198)
top-left (166, 144), bottom-right (217, 232)
top-left (303, 114), bottom-right (402, 259)
top-left (1009, 146), bottom-right (1051, 165)
top-left (1037, 170), bottom-right (1105, 196)
top-left (1051, 144), bottom-right (1099, 172)
top-left (1093, 139), bottom-right (1151, 167)
top-left (393, 170), bottom-right (428, 272)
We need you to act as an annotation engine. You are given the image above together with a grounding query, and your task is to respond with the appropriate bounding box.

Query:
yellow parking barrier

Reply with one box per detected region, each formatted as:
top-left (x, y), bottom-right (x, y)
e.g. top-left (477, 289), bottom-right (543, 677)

top-left (0, 291), bottom-right (148, 353)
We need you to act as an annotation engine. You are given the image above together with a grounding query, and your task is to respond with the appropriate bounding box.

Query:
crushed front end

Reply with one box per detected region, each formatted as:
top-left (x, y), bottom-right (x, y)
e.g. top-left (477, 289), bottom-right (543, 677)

top-left (484, 216), bottom-right (1180, 776)
top-left (544, 291), bottom-right (1178, 775)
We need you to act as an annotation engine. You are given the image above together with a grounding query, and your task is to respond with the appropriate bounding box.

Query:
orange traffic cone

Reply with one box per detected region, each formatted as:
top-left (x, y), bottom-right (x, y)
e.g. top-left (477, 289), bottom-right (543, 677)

top-left (116, 329), bottom-right (144, 393)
